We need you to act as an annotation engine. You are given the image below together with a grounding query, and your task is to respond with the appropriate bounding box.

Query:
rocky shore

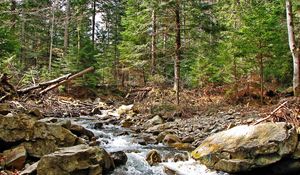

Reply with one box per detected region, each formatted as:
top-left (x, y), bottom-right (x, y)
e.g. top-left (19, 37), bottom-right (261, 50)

top-left (0, 107), bottom-right (117, 175)
top-left (1, 95), bottom-right (299, 175)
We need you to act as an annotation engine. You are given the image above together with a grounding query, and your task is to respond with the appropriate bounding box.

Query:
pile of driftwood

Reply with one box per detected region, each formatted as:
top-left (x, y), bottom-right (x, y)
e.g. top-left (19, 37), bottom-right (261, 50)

top-left (0, 67), bottom-right (94, 102)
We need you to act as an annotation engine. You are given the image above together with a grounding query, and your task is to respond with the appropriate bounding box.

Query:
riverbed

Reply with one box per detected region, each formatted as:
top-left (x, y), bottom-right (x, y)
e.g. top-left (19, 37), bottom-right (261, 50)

top-left (74, 116), bottom-right (228, 175)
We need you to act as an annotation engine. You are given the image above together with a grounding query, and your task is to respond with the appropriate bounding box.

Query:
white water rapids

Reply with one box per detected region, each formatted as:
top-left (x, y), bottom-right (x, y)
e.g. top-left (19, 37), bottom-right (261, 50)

top-left (74, 116), bottom-right (228, 175)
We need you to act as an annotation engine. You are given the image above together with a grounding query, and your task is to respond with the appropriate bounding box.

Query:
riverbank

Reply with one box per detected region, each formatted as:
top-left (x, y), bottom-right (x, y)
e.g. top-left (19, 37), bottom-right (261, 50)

top-left (4, 86), bottom-right (297, 150)
top-left (0, 86), bottom-right (298, 174)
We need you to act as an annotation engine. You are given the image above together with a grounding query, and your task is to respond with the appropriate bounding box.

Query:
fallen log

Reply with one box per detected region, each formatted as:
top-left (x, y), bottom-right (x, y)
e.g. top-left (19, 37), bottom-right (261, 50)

top-left (17, 73), bottom-right (72, 94)
top-left (253, 101), bottom-right (288, 125)
top-left (39, 67), bottom-right (94, 95)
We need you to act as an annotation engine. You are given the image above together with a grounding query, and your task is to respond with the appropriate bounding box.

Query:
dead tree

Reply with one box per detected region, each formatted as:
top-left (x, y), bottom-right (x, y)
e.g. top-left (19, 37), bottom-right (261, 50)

top-left (18, 67), bottom-right (94, 96)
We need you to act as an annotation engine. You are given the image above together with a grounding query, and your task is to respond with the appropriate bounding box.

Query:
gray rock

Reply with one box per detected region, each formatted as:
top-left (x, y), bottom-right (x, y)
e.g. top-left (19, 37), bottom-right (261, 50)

top-left (110, 151), bottom-right (127, 167)
top-left (142, 133), bottom-right (157, 144)
top-left (93, 122), bottom-right (103, 129)
top-left (182, 136), bottom-right (194, 143)
top-left (70, 124), bottom-right (94, 139)
top-left (163, 134), bottom-right (181, 146)
top-left (173, 152), bottom-right (189, 162)
top-left (146, 124), bottom-right (166, 134)
top-left (145, 115), bottom-right (164, 126)
top-left (192, 122), bottom-right (298, 173)
top-left (37, 144), bottom-right (115, 175)
top-left (146, 149), bottom-right (162, 166)
top-left (0, 114), bottom-right (78, 157)
top-left (38, 118), bottom-right (71, 130)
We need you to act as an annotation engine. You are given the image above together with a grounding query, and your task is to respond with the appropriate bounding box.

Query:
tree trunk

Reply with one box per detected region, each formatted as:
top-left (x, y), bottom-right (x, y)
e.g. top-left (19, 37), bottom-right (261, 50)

top-left (233, 56), bottom-right (238, 100)
top-left (17, 73), bottom-right (72, 94)
top-left (182, 2), bottom-right (186, 47)
top-left (259, 53), bottom-right (264, 104)
top-left (10, 0), bottom-right (17, 29)
top-left (92, 0), bottom-right (96, 46)
top-left (20, 9), bottom-right (25, 64)
top-left (174, 0), bottom-right (181, 105)
top-left (163, 27), bottom-right (167, 53)
top-left (114, 12), bottom-right (119, 84)
top-left (151, 9), bottom-right (157, 75)
top-left (77, 12), bottom-right (81, 54)
top-left (49, 1), bottom-right (55, 72)
top-left (286, 0), bottom-right (300, 96)
top-left (39, 67), bottom-right (94, 95)
top-left (233, 0), bottom-right (240, 100)
top-left (63, 0), bottom-right (70, 55)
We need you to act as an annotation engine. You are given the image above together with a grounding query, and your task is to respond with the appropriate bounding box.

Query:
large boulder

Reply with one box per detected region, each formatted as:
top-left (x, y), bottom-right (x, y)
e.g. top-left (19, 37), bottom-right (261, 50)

top-left (37, 144), bottom-right (115, 175)
top-left (0, 113), bottom-right (36, 143)
top-left (191, 122), bottom-right (298, 173)
top-left (0, 114), bottom-right (78, 157)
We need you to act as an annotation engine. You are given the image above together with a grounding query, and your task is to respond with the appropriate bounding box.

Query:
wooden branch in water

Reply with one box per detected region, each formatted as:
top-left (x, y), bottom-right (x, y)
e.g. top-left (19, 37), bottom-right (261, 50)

top-left (39, 66), bottom-right (94, 95)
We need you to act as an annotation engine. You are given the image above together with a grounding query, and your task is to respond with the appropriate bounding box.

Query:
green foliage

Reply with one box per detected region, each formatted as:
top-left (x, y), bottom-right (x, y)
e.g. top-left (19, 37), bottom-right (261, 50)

top-left (0, 0), bottom-right (295, 91)
top-left (119, 0), bottom-right (150, 70)
top-left (0, 28), bottom-right (18, 58)
top-left (65, 40), bottom-right (99, 87)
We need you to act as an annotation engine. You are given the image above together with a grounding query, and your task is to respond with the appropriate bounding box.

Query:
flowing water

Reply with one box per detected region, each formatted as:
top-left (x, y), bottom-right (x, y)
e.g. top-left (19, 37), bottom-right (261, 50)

top-left (74, 116), bottom-right (228, 175)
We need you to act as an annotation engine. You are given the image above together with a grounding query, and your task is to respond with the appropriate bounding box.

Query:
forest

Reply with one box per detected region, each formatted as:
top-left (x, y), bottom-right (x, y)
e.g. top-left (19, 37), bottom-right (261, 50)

top-left (1, 0), bottom-right (300, 175)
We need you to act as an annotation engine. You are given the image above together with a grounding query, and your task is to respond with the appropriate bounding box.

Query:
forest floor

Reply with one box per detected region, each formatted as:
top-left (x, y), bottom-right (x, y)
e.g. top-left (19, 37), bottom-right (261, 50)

top-left (122, 87), bottom-right (300, 147)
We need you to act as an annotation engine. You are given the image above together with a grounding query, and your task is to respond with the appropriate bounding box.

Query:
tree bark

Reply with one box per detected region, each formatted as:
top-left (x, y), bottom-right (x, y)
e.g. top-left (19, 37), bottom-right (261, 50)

top-left (259, 53), bottom-right (264, 104)
top-left (92, 0), bottom-right (96, 46)
top-left (233, 56), bottom-right (238, 100)
top-left (39, 67), bottom-right (94, 95)
top-left (114, 10), bottom-right (119, 83)
top-left (151, 9), bottom-right (157, 75)
top-left (182, 2), bottom-right (186, 47)
top-left (49, 1), bottom-right (55, 72)
top-left (163, 27), bottom-right (167, 53)
top-left (17, 73), bottom-right (72, 94)
top-left (286, 0), bottom-right (300, 96)
top-left (10, 0), bottom-right (17, 29)
top-left (174, 0), bottom-right (181, 105)
top-left (20, 8), bottom-right (25, 64)
top-left (63, 0), bottom-right (70, 55)
top-left (233, 0), bottom-right (240, 100)
top-left (77, 17), bottom-right (81, 54)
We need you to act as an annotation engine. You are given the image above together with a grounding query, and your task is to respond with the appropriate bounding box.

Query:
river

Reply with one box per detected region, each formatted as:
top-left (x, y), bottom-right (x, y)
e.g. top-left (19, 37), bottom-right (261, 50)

top-left (73, 116), bottom-right (228, 175)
